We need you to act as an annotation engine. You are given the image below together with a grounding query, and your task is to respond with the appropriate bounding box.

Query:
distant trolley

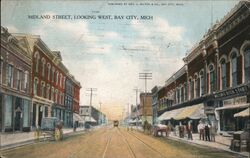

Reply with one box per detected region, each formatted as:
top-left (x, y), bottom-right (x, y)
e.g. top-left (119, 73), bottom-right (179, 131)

top-left (113, 120), bottom-right (119, 127)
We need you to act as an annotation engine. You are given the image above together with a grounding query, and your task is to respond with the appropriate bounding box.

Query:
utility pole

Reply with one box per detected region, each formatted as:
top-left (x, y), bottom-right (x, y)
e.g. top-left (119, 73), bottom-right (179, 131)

top-left (139, 71), bottom-right (152, 123)
top-left (86, 88), bottom-right (97, 122)
top-left (133, 87), bottom-right (140, 128)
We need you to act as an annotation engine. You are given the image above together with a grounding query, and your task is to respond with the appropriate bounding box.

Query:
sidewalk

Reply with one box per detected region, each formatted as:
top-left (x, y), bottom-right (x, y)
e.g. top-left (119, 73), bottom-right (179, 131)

top-left (0, 127), bottom-right (85, 150)
top-left (167, 132), bottom-right (249, 158)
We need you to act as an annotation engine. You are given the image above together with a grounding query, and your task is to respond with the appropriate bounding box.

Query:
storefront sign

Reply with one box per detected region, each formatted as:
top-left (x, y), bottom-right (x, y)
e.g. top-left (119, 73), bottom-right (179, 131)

top-left (204, 106), bottom-right (215, 114)
top-left (214, 85), bottom-right (248, 98)
top-left (223, 96), bottom-right (247, 106)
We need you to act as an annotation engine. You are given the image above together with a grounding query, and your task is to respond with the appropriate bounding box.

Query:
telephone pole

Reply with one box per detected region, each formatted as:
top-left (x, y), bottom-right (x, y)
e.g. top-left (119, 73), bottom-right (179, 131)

top-left (139, 71), bottom-right (152, 123)
top-left (133, 87), bottom-right (140, 128)
top-left (86, 88), bottom-right (97, 122)
top-left (99, 102), bottom-right (102, 125)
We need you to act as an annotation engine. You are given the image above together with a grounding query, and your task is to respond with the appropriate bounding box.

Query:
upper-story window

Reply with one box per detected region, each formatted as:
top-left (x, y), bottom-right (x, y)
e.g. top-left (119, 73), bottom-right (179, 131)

top-left (199, 70), bottom-right (204, 96)
top-left (209, 64), bottom-right (215, 93)
top-left (195, 74), bottom-right (200, 98)
top-left (51, 67), bottom-right (55, 83)
top-left (56, 71), bottom-right (59, 85)
top-left (231, 52), bottom-right (238, 87)
top-left (47, 63), bottom-right (51, 81)
top-left (220, 58), bottom-right (227, 90)
top-left (41, 82), bottom-right (45, 98)
top-left (46, 84), bottom-right (50, 99)
top-left (55, 89), bottom-right (58, 103)
top-left (33, 78), bottom-right (38, 95)
top-left (244, 47), bottom-right (250, 83)
top-left (7, 64), bottom-right (14, 87)
top-left (189, 78), bottom-right (194, 99)
top-left (181, 86), bottom-right (184, 103)
top-left (184, 82), bottom-right (188, 101)
top-left (60, 74), bottom-right (63, 88)
top-left (0, 57), bottom-right (3, 84)
top-left (34, 51), bottom-right (40, 73)
top-left (24, 71), bottom-right (29, 91)
top-left (41, 58), bottom-right (46, 77)
top-left (51, 87), bottom-right (54, 101)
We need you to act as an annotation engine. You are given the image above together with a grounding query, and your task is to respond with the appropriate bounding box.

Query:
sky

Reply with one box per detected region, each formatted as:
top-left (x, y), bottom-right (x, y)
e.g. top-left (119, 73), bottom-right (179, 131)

top-left (1, 0), bottom-right (240, 120)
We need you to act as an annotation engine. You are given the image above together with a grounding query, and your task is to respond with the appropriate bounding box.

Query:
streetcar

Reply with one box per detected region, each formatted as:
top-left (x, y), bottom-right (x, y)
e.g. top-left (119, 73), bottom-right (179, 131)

top-left (113, 120), bottom-right (119, 127)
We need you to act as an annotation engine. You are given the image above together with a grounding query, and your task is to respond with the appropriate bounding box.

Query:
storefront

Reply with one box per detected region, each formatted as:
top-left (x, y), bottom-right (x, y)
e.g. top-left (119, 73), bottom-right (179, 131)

top-left (1, 93), bottom-right (31, 132)
top-left (32, 98), bottom-right (52, 129)
top-left (214, 84), bottom-right (250, 134)
top-left (52, 105), bottom-right (73, 128)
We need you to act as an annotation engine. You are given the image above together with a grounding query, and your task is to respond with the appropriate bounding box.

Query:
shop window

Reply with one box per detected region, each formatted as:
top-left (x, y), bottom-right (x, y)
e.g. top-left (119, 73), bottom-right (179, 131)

top-left (5, 95), bottom-right (13, 127)
top-left (23, 99), bottom-right (30, 127)
top-left (7, 64), bottom-right (14, 87)
top-left (244, 48), bottom-right (250, 83)
top-left (221, 59), bottom-right (227, 90)
top-left (231, 52), bottom-right (237, 87)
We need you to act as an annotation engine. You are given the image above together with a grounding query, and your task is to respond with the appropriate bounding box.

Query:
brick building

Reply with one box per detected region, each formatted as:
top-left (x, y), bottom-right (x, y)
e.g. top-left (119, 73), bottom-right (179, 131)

top-left (0, 26), bottom-right (32, 132)
top-left (140, 93), bottom-right (153, 124)
top-left (157, 1), bottom-right (250, 134)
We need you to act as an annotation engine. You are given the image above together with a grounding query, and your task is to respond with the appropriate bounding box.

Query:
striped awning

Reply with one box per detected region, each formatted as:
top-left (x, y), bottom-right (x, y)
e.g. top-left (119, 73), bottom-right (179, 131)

top-left (234, 107), bottom-right (250, 117)
top-left (174, 103), bottom-right (205, 120)
top-left (158, 108), bottom-right (184, 121)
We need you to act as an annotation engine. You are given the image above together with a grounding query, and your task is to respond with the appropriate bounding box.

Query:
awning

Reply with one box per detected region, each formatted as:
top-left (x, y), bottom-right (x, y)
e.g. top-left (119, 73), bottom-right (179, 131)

top-left (86, 117), bottom-right (97, 123)
top-left (158, 108), bottom-right (184, 121)
top-left (215, 103), bottom-right (249, 111)
top-left (234, 107), bottom-right (250, 117)
top-left (73, 113), bottom-right (84, 122)
top-left (174, 103), bottom-right (205, 120)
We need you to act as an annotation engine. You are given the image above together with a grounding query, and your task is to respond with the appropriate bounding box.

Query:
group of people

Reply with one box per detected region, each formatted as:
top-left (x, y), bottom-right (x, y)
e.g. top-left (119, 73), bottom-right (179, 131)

top-left (197, 121), bottom-right (216, 142)
top-left (176, 121), bottom-right (193, 140)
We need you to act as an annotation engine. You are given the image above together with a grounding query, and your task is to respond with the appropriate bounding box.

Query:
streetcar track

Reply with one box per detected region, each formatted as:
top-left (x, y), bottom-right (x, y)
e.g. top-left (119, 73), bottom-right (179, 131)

top-left (116, 128), bottom-right (137, 158)
top-left (123, 129), bottom-right (167, 158)
top-left (102, 127), bottom-right (116, 158)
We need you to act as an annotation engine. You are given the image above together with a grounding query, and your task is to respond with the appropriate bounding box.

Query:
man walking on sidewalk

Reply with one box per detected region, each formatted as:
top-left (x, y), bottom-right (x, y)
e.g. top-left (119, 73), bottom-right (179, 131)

top-left (204, 123), bottom-right (211, 141)
top-left (197, 121), bottom-right (204, 140)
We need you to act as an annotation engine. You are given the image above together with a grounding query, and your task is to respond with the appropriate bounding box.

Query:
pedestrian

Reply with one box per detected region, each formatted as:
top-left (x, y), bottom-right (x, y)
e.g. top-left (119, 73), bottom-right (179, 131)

top-left (204, 123), bottom-right (211, 141)
top-left (210, 122), bottom-right (216, 142)
top-left (73, 121), bottom-right (77, 132)
top-left (197, 121), bottom-right (205, 140)
top-left (187, 121), bottom-right (193, 140)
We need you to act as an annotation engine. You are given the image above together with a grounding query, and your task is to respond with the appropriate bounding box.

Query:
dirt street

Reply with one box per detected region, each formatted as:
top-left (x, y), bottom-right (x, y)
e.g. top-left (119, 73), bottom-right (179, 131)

top-left (1, 126), bottom-right (239, 158)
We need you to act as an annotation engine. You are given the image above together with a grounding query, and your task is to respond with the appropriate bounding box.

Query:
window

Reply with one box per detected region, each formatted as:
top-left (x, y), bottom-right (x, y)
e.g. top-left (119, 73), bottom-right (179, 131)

top-left (195, 75), bottom-right (200, 98)
top-left (221, 59), bottom-right (227, 90)
top-left (24, 71), bottom-right (29, 91)
top-left (184, 82), bottom-right (188, 101)
top-left (231, 52), bottom-right (237, 87)
top-left (209, 64), bottom-right (215, 93)
top-left (56, 71), bottom-right (59, 85)
top-left (34, 52), bottom-right (40, 73)
top-left (23, 99), bottom-right (30, 127)
top-left (60, 74), bottom-right (63, 87)
top-left (51, 67), bottom-right (55, 83)
top-left (181, 86), bottom-right (184, 103)
top-left (41, 58), bottom-right (46, 77)
top-left (55, 89), bottom-right (58, 103)
top-left (7, 64), bottom-right (14, 87)
top-left (47, 63), bottom-right (51, 81)
top-left (5, 95), bottom-right (13, 127)
top-left (190, 79), bottom-right (194, 99)
top-left (244, 47), bottom-right (250, 83)
top-left (200, 71), bottom-right (204, 95)
top-left (51, 87), bottom-right (54, 101)
top-left (33, 78), bottom-right (38, 95)
top-left (0, 57), bottom-right (3, 84)
top-left (41, 82), bottom-right (45, 97)
top-left (46, 84), bottom-right (50, 99)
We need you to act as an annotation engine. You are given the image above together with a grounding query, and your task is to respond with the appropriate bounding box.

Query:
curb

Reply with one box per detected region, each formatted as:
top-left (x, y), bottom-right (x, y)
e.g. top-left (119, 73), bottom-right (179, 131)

top-left (166, 136), bottom-right (249, 158)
